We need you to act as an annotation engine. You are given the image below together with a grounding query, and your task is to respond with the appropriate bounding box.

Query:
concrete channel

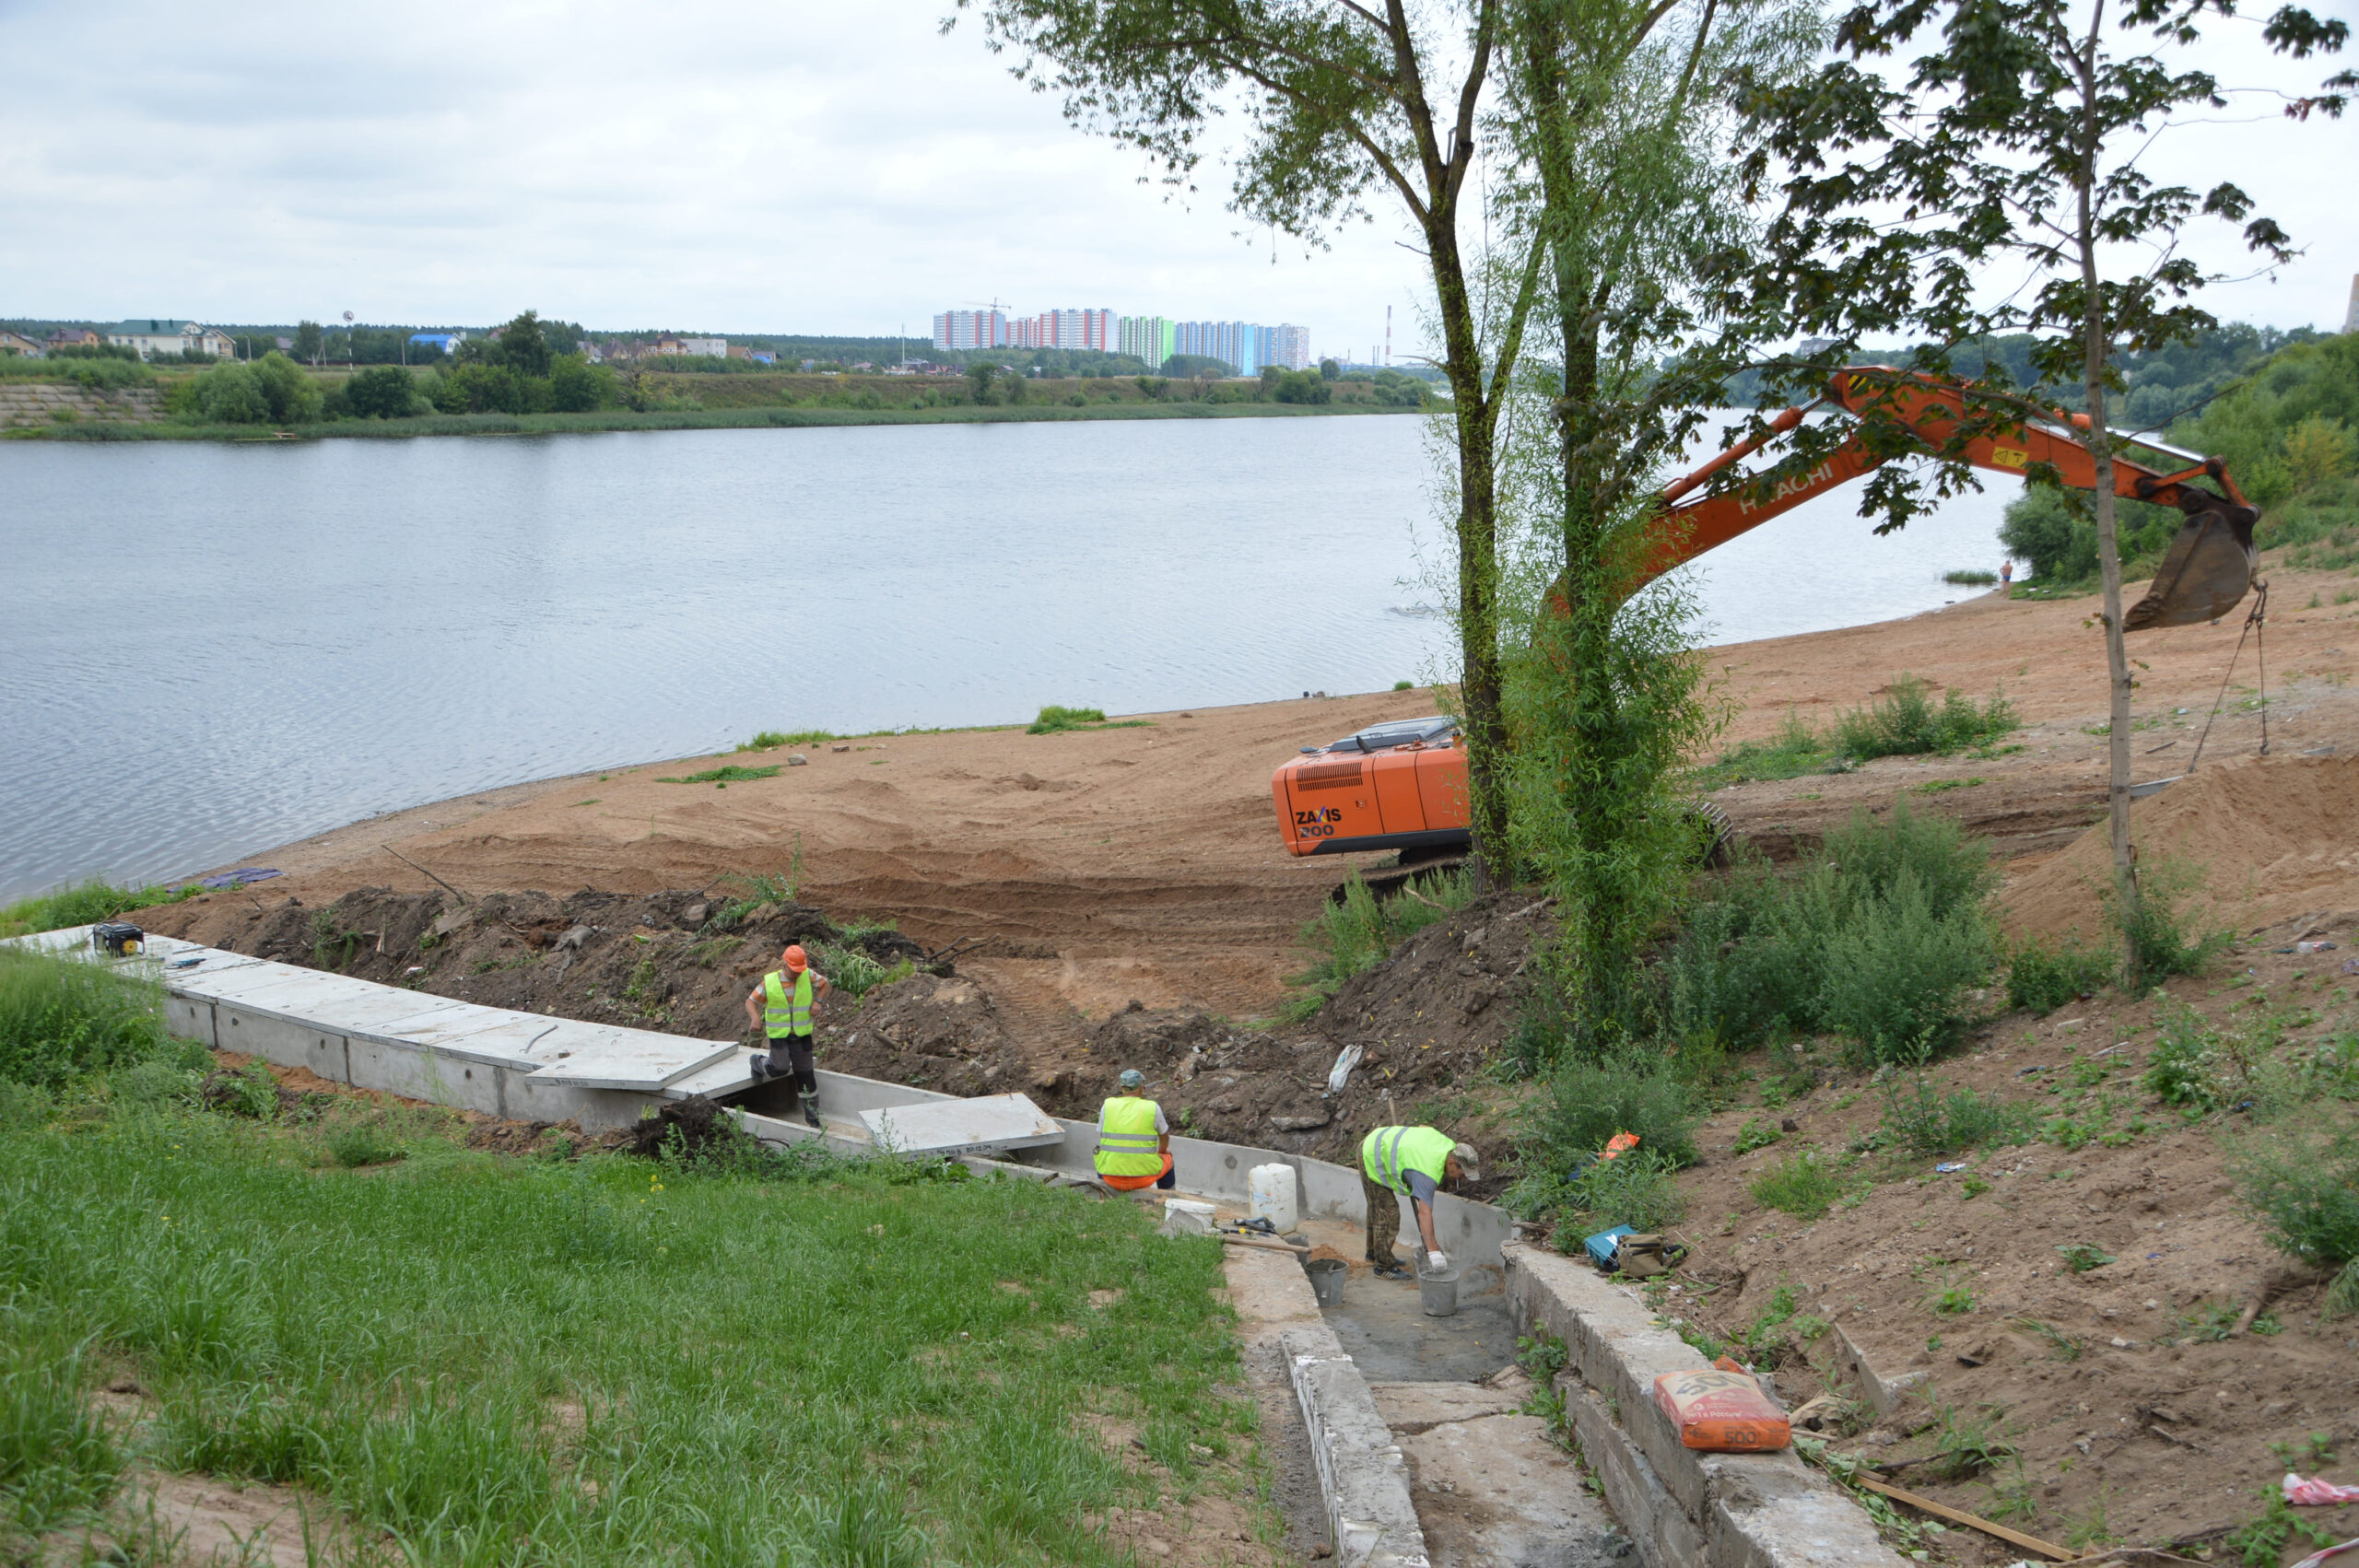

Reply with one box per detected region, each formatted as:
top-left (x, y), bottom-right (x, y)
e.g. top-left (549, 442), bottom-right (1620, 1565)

top-left (18, 926), bottom-right (1906, 1568)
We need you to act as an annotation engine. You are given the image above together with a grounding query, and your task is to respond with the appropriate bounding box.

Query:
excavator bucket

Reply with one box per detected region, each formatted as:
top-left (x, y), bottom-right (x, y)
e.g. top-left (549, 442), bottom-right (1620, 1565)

top-left (2124, 506), bottom-right (2259, 632)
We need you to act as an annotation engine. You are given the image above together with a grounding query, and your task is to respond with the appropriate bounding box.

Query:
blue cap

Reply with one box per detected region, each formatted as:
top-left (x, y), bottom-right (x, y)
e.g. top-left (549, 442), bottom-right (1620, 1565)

top-left (1119, 1069), bottom-right (1144, 1089)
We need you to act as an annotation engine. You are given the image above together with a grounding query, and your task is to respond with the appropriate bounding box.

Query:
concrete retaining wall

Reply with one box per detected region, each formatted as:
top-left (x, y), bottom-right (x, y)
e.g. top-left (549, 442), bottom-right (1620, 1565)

top-left (1506, 1244), bottom-right (1907, 1568)
top-left (1280, 1322), bottom-right (1431, 1568)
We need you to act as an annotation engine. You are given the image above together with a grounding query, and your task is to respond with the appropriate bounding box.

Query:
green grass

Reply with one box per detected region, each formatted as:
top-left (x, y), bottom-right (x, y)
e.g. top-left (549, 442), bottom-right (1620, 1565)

top-left (1692, 710), bottom-right (1848, 790)
top-left (736, 730), bottom-right (834, 752)
top-left (1272, 865), bottom-right (1476, 1023)
top-left (1733, 1116), bottom-right (1783, 1154)
top-left (1942, 569), bottom-right (2000, 587)
top-left (1, 878), bottom-right (209, 940)
top-left (652, 765), bottom-right (780, 785)
top-left (2055, 1243), bottom-right (2115, 1273)
top-left (1880, 1076), bottom-right (2033, 1156)
top-left (1748, 1151), bottom-right (1854, 1220)
top-left (0, 1103), bottom-right (1250, 1564)
top-left (1025, 706), bottom-right (1156, 735)
top-left (0, 951), bottom-right (201, 1093)
top-left (2007, 934), bottom-right (2117, 1012)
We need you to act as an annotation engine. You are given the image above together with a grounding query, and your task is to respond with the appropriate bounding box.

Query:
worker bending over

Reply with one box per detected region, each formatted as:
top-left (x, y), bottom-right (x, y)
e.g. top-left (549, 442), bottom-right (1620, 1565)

top-left (743, 944), bottom-right (831, 1129)
top-left (1094, 1069), bottom-right (1176, 1193)
top-left (1360, 1125), bottom-right (1481, 1280)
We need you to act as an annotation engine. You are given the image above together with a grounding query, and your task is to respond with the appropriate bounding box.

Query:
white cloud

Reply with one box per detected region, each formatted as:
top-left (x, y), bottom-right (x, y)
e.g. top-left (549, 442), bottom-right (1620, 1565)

top-left (0, 0), bottom-right (2348, 351)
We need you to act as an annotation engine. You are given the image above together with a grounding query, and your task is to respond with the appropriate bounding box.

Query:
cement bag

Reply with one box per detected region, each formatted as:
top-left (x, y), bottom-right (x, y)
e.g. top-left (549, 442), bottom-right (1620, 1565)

top-left (1651, 1366), bottom-right (1790, 1452)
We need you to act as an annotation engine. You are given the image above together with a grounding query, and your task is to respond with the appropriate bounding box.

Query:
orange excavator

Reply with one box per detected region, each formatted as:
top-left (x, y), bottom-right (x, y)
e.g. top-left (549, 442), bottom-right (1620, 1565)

top-left (1272, 368), bottom-right (2261, 868)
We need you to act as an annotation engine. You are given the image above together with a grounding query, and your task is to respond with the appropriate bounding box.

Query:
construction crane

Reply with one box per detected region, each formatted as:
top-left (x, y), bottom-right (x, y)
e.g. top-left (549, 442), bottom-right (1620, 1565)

top-left (1271, 368), bottom-right (2262, 869)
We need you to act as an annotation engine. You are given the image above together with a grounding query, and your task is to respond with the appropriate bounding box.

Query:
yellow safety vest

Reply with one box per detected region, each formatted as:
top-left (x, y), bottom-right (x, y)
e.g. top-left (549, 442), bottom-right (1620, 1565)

top-left (1095, 1095), bottom-right (1164, 1177)
top-left (1362, 1125), bottom-right (1453, 1196)
top-left (763, 970), bottom-right (814, 1037)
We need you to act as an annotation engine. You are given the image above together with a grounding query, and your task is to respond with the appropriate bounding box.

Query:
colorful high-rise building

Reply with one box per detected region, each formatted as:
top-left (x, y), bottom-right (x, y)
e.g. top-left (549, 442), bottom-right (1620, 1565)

top-left (932, 310), bottom-right (1007, 350)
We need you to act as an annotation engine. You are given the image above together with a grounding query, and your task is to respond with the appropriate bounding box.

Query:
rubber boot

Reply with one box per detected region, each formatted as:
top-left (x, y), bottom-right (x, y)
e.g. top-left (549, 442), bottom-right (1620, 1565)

top-left (803, 1090), bottom-right (821, 1130)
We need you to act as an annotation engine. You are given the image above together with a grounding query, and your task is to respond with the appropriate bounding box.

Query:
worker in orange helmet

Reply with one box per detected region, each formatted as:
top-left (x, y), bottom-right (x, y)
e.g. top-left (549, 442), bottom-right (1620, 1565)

top-left (744, 943), bottom-right (831, 1129)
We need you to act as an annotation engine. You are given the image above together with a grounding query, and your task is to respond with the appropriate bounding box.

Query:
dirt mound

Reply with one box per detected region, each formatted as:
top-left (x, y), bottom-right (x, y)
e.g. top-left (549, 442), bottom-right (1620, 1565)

top-left (625, 1094), bottom-right (737, 1159)
top-left (2002, 754), bottom-right (2359, 943)
top-left (819, 972), bottom-right (1045, 1099)
top-left (143, 886), bottom-right (931, 1044)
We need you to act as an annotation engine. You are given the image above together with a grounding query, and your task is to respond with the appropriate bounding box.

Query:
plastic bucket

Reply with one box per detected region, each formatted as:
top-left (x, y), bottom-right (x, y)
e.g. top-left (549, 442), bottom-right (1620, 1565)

top-left (1305, 1258), bottom-right (1346, 1306)
top-left (1417, 1265), bottom-right (1462, 1317)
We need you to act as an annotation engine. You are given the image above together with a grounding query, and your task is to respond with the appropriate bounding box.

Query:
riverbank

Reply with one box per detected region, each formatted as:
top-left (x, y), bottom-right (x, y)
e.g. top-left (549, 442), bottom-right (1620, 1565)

top-left (5, 394), bottom-right (1415, 441)
top-left (123, 546), bottom-right (2359, 1025)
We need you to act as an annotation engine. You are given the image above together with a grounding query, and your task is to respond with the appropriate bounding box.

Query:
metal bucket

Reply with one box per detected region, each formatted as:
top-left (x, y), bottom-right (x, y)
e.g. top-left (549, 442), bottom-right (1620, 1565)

top-left (1417, 1265), bottom-right (1461, 1317)
top-left (1305, 1258), bottom-right (1346, 1306)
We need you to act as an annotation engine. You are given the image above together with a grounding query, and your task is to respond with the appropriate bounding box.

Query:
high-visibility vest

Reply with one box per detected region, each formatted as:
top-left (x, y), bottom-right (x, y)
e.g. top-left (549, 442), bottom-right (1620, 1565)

top-left (763, 970), bottom-right (814, 1037)
top-left (1362, 1125), bottom-right (1454, 1197)
top-left (1095, 1095), bottom-right (1164, 1177)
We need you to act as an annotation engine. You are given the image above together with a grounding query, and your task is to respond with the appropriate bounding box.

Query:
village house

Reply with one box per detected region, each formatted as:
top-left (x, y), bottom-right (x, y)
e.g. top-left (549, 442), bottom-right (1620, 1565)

top-left (45, 328), bottom-right (100, 351)
top-left (0, 330), bottom-right (46, 357)
top-left (104, 320), bottom-right (234, 360)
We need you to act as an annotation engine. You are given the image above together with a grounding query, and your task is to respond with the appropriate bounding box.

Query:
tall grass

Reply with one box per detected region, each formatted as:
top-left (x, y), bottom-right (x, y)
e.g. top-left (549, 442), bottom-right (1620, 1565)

top-left (1668, 802), bottom-right (1997, 1063)
top-left (0, 1106), bottom-right (1249, 1563)
top-left (1831, 676), bottom-right (2018, 760)
top-left (1277, 867), bottom-right (1477, 1023)
top-left (0, 951), bottom-right (197, 1091)
top-left (1, 878), bottom-right (205, 940)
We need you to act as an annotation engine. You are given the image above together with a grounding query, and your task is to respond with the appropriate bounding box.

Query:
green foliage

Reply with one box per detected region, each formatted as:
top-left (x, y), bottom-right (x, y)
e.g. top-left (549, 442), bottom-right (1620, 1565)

top-left (1830, 675), bottom-right (2017, 760)
top-left (1999, 486), bottom-right (2185, 589)
top-left (737, 730), bottom-right (834, 752)
top-left (2055, 1244), bottom-right (2114, 1273)
top-left (182, 351), bottom-right (323, 426)
top-left (547, 354), bottom-right (613, 413)
top-left (0, 952), bottom-right (181, 1091)
top-left (1158, 354), bottom-right (1235, 380)
top-left (1525, 1051), bottom-right (1702, 1171)
top-left (1942, 569), bottom-right (1998, 586)
top-left (2107, 858), bottom-right (2230, 991)
top-left (1693, 711), bottom-right (1848, 790)
top-left (1733, 1116), bottom-right (1783, 1154)
top-left (1881, 1075), bottom-right (2032, 1155)
top-left (1750, 1150), bottom-right (1853, 1220)
top-left (1273, 369), bottom-right (1332, 404)
top-left (1921, 1400), bottom-right (2016, 1481)
top-left (1027, 704), bottom-right (1109, 733)
top-left (2229, 1110), bottom-right (2359, 1277)
top-left (2142, 1005), bottom-right (2236, 1111)
top-left (1670, 802), bottom-right (1997, 1061)
top-left (2009, 1316), bottom-right (2083, 1361)
top-left (324, 1117), bottom-right (405, 1169)
top-left (344, 365), bottom-right (424, 419)
top-left (2006, 933), bottom-right (2114, 1012)
top-left (1293, 868), bottom-right (1476, 1004)
top-left (2227, 1491), bottom-right (2343, 1568)
top-left (1, 877), bottom-right (205, 939)
top-left (654, 765), bottom-right (780, 785)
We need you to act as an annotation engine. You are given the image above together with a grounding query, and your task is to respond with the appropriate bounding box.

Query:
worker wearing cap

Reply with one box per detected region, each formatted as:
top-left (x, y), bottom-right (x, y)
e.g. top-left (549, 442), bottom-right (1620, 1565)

top-left (1360, 1125), bottom-right (1480, 1280)
top-left (1094, 1069), bottom-right (1175, 1193)
top-left (743, 944), bottom-right (831, 1129)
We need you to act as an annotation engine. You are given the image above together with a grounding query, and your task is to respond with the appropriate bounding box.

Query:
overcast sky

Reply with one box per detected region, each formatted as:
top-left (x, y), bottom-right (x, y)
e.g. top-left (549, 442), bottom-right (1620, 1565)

top-left (2, 0), bottom-right (2352, 357)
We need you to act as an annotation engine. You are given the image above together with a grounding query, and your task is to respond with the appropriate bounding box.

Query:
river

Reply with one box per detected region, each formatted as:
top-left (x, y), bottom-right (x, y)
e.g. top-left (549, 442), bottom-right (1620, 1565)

top-left (0, 415), bottom-right (2019, 899)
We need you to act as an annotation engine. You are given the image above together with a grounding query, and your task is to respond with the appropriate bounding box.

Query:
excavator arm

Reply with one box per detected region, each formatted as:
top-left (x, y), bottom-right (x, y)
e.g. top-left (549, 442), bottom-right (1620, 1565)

top-left (1636, 369), bottom-right (2261, 629)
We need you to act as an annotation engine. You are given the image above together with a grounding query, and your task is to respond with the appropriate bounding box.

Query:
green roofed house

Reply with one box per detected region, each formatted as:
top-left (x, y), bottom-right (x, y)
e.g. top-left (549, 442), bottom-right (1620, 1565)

top-left (105, 319), bottom-right (234, 360)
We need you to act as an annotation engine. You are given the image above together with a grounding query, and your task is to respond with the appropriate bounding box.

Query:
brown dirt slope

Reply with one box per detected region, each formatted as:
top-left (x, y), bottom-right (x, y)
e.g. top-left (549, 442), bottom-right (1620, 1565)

top-left (1649, 911), bottom-right (2359, 1563)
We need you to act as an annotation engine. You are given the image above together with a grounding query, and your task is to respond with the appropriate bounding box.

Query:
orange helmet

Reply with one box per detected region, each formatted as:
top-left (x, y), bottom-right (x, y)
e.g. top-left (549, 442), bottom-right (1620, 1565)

top-left (782, 944), bottom-right (808, 972)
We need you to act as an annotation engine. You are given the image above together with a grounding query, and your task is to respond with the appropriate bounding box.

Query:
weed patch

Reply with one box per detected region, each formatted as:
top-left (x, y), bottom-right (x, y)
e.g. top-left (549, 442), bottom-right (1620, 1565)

top-left (1, 877), bottom-right (206, 939)
top-left (654, 765), bottom-right (780, 785)
top-left (0, 951), bottom-right (192, 1091)
top-left (737, 729), bottom-right (832, 751)
top-left (1026, 705), bottom-right (1151, 734)
top-left (1881, 1075), bottom-right (2033, 1155)
top-left (2006, 934), bottom-right (2116, 1012)
top-left (1832, 675), bottom-right (2018, 759)
top-left (1749, 1150), bottom-right (1854, 1221)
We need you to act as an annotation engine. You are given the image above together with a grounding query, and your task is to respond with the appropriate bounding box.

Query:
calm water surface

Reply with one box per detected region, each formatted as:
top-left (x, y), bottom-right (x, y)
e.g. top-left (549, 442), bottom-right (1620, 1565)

top-left (0, 416), bottom-right (2017, 898)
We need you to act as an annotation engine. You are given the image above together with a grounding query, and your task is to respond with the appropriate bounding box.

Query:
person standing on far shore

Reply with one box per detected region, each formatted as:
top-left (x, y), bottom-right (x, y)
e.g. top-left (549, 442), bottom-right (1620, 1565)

top-left (2001, 560), bottom-right (2013, 599)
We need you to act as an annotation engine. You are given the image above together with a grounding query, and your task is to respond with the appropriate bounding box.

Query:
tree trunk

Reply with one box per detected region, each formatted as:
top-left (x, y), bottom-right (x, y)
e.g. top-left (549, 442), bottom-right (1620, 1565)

top-left (1427, 215), bottom-right (1513, 891)
top-left (2073, 13), bottom-right (2139, 960)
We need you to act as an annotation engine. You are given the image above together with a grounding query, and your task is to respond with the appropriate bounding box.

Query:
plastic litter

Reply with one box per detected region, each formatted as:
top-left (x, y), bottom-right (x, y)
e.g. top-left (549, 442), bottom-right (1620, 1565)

top-left (2285, 1474), bottom-right (2359, 1506)
top-left (1326, 1045), bottom-right (1364, 1094)
top-left (1653, 1363), bottom-right (1790, 1451)
top-left (2296, 941), bottom-right (2337, 955)
top-left (193, 867), bottom-right (282, 889)
top-left (1936, 1162), bottom-right (1966, 1174)
top-left (2288, 1537), bottom-right (2359, 1568)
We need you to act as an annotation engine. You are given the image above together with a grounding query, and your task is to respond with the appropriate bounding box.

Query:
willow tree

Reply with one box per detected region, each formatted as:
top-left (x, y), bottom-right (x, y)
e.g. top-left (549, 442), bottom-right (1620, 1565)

top-left (1488, 0), bottom-right (1815, 1045)
top-left (1742, 0), bottom-right (2348, 974)
top-left (951, 0), bottom-right (1545, 883)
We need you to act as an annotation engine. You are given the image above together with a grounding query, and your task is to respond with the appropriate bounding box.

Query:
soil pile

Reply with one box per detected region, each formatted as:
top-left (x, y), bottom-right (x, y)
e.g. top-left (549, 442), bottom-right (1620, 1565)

top-left (144, 886), bottom-right (928, 1043)
top-left (2002, 754), bottom-right (2359, 943)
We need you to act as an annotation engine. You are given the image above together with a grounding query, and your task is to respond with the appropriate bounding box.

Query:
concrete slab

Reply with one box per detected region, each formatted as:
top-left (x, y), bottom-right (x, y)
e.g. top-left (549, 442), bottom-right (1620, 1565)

top-left (1398, 1408), bottom-right (1623, 1568)
top-left (525, 1029), bottom-right (734, 1090)
top-left (362, 1007), bottom-right (564, 1070)
top-left (662, 1047), bottom-right (761, 1100)
top-left (1367, 1381), bottom-right (1525, 1433)
top-left (1283, 1322), bottom-right (1432, 1568)
top-left (861, 1093), bottom-right (1064, 1156)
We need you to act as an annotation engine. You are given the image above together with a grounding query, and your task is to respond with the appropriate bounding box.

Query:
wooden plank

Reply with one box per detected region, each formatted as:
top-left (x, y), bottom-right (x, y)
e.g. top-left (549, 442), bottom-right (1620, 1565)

top-left (1853, 1474), bottom-right (2079, 1560)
